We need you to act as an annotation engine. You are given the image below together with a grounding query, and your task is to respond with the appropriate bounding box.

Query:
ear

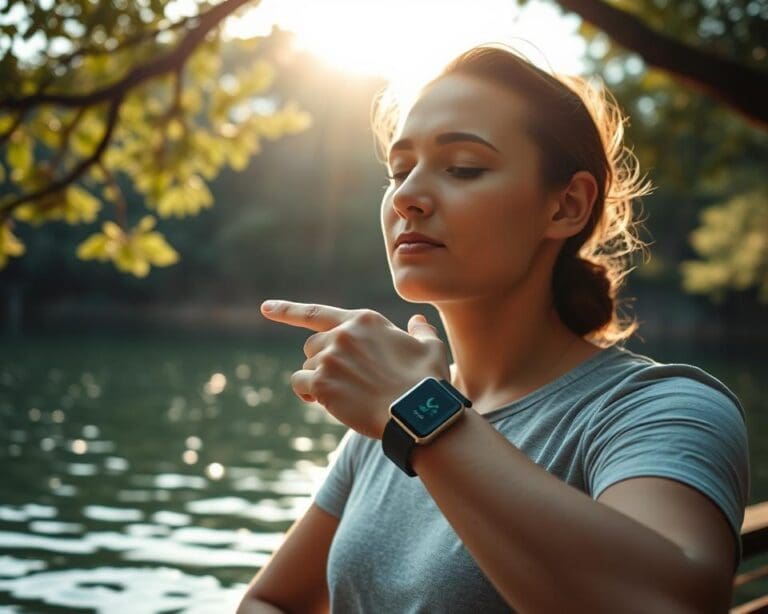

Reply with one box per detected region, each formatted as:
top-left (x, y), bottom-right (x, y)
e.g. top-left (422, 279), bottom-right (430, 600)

top-left (544, 171), bottom-right (599, 240)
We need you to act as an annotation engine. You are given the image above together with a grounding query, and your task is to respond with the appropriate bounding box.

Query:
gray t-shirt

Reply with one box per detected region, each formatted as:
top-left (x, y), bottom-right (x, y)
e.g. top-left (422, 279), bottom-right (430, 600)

top-left (311, 345), bottom-right (750, 613)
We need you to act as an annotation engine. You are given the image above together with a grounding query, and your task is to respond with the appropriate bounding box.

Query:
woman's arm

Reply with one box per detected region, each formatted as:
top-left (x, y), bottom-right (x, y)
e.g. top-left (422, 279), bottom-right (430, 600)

top-left (253, 301), bottom-right (737, 611)
top-left (410, 408), bottom-right (736, 614)
top-left (236, 502), bottom-right (339, 614)
top-left (236, 597), bottom-right (287, 614)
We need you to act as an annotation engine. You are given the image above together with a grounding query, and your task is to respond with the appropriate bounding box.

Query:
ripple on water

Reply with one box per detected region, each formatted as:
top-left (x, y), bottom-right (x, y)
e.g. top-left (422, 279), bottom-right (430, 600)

top-left (153, 473), bottom-right (208, 490)
top-left (82, 505), bottom-right (143, 523)
top-left (0, 531), bottom-right (94, 555)
top-left (0, 566), bottom-right (247, 613)
top-left (151, 510), bottom-right (192, 527)
top-left (0, 504), bottom-right (57, 523)
top-left (28, 521), bottom-right (84, 535)
top-left (185, 495), bottom-right (311, 523)
top-left (0, 555), bottom-right (47, 578)
top-left (0, 528), bottom-right (273, 569)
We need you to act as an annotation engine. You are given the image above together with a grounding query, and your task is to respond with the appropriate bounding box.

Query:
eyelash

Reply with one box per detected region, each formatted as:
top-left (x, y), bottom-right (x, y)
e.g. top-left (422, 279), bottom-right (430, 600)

top-left (385, 166), bottom-right (487, 185)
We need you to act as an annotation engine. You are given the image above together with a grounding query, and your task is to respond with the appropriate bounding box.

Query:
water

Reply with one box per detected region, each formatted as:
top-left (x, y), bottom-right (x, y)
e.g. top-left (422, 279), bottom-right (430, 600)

top-left (0, 333), bottom-right (346, 612)
top-left (0, 334), bottom-right (765, 611)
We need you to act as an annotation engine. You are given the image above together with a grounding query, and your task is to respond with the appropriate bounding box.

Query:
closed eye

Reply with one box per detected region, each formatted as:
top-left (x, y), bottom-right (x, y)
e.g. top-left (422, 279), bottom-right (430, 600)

top-left (385, 166), bottom-right (487, 185)
top-left (447, 166), bottom-right (487, 179)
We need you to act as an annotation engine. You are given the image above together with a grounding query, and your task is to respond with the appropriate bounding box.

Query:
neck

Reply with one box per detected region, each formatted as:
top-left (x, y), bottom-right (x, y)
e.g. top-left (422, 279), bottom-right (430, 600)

top-left (435, 265), bottom-right (600, 412)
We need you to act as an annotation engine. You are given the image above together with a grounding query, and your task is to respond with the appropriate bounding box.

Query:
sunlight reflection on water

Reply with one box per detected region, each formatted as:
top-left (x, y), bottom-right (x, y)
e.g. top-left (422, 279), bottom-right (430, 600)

top-left (0, 566), bottom-right (247, 613)
top-left (0, 337), bottom-right (343, 612)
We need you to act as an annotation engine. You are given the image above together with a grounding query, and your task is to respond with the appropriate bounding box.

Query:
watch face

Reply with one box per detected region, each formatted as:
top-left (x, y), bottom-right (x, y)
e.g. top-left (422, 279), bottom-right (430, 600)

top-left (391, 378), bottom-right (463, 438)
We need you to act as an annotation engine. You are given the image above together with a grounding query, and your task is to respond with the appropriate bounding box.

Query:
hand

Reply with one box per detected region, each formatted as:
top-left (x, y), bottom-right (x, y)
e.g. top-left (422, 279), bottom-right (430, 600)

top-left (260, 300), bottom-right (450, 439)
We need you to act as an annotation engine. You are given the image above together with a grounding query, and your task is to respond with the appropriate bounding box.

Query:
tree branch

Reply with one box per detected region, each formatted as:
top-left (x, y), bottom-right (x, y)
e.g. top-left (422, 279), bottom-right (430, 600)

top-left (0, 110), bottom-right (27, 146)
top-left (0, 0), bottom-right (253, 111)
top-left (0, 0), bottom-right (255, 219)
top-left (98, 160), bottom-right (128, 230)
top-left (50, 107), bottom-right (86, 174)
top-left (47, 14), bottom-right (199, 76)
top-left (0, 96), bottom-right (122, 216)
top-left (556, 0), bottom-right (768, 129)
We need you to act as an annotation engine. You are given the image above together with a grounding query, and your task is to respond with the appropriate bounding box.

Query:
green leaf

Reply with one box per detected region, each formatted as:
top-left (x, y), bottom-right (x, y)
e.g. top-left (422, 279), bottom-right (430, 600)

top-left (137, 231), bottom-right (179, 266)
top-left (76, 233), bottom-right (111, 261)
top-left (7, 132), bottom-right (33, 178)
top-left (0, 224), bottom-right (25, 269)
top-left (64, 185), bottom-right (101, 224)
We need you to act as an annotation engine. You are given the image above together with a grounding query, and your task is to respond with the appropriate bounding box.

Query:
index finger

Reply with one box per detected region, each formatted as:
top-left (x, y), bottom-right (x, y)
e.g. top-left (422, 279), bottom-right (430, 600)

top-left (260, 300), bottom-right (356, 332)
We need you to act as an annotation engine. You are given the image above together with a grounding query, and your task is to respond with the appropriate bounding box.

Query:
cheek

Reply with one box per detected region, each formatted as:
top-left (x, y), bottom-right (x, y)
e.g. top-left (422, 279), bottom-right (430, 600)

top-left (458, 187), bottom-right (547, 276)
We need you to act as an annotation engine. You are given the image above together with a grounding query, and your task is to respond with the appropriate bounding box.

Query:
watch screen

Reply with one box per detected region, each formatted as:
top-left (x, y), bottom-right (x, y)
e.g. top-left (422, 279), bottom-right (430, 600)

top-left (391, 378), bottom-right (463, 438)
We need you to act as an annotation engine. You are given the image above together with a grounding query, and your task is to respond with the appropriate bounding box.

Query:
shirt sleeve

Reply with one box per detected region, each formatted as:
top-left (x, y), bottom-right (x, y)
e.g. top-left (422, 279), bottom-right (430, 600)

top-left (583, 366), bottom-right (750, 564)
top-left (311, 428), bottom-right (358, 518)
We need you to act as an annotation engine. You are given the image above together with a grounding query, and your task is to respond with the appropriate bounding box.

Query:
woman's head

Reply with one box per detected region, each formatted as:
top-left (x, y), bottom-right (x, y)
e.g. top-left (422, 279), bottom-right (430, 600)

top-left (374, 43), bottom-right (650, 347)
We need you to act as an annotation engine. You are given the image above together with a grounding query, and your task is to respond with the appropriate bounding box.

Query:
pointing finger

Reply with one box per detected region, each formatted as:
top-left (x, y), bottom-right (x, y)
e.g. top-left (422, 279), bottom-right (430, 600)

top-left (260, 300), bottom-right (356, 332)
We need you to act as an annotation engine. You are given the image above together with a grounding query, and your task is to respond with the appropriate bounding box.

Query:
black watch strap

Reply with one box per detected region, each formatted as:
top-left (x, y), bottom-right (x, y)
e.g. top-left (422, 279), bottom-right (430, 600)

top-left (382, 418), bottom-right (419, 477)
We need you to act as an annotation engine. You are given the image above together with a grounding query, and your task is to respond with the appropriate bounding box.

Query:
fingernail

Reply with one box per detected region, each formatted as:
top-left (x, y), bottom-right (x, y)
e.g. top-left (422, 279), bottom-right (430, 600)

top-left (262, 300), bottom-right (277, 313)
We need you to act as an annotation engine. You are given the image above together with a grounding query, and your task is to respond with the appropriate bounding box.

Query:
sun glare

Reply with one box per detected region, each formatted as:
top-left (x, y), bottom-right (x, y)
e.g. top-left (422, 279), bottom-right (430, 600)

top-left (225, 0), bottom-right (587, 90)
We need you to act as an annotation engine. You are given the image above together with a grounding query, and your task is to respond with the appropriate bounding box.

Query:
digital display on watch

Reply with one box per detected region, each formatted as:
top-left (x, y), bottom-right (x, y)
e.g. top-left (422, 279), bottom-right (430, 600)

top-left (390, 378), bottom-right (463, 438)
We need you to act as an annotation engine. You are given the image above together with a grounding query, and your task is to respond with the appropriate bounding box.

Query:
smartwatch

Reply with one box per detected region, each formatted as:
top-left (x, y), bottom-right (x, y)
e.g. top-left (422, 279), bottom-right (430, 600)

top-left (382, 377), bottom-right (473, 477)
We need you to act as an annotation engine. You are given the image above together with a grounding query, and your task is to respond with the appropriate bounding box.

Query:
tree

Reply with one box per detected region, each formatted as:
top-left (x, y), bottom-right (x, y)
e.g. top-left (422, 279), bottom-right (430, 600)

top-left (0, 0), bottom-right (310, 276)
top-left (1, 0), bottom-right (765, 295)
top-left (557, 0), bottom-right (768, 130)
top-left (562, 0), bottom-right (768, 302)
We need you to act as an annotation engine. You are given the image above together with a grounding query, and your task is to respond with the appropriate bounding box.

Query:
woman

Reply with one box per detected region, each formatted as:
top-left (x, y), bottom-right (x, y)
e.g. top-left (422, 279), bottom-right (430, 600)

top-left (237, 44), bottom-right (749, 613)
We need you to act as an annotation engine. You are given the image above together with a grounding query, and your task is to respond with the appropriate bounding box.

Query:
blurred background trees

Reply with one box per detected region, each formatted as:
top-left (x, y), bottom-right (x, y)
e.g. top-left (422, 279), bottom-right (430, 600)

top-left (0, 0), bottom-right (310, 276)
top-left (0, 0), bottom-right (766, 338)
top-left (570, 0), bottom-right (768, 305)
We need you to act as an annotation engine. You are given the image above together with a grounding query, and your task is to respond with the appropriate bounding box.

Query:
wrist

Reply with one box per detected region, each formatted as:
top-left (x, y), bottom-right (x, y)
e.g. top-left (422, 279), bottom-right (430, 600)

top-left (381, 377), bottom-right (472, 476)
top-left (410, 406), bottom-right (478, 474)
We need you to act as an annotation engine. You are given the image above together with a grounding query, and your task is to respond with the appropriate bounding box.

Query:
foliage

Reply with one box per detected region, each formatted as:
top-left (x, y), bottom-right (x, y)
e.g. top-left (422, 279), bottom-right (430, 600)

top-left (76, 214), bottom-right (179, 277)
top-left (681, 190), bottom-right (768, 301)
top-left (578, 0), bottom-right (768, 300)
top-left (0, 222), bottom-right (24, 268)
top-left (1, 0), bottom-right (767, 312)
top-left (0, 0), bottom-right (311, 276)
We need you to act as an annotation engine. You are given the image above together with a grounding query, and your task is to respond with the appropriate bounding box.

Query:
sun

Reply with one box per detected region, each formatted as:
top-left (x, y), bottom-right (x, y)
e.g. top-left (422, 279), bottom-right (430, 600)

top-left (225, 0), bottom-right (587, 90)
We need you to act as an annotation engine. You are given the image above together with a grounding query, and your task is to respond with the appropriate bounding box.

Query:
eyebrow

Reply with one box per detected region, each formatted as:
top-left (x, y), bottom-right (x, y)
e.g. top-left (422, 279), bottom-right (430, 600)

top-left (388, 131), bottom-right (500, 158)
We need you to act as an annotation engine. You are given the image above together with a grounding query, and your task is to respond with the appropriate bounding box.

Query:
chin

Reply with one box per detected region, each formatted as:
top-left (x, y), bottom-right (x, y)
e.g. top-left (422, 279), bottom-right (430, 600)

top-left (391, 274), bottom-right (458, 303)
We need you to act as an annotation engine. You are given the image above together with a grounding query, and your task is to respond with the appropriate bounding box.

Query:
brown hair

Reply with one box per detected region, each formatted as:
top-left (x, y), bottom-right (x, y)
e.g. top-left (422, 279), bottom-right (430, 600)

top-left (371, 43), bottom-right (652, 346)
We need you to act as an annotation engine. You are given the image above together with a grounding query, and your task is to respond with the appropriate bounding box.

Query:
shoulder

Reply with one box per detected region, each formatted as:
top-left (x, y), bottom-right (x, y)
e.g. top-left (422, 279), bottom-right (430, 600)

top-left (593, 346), bottom-right (745, 424)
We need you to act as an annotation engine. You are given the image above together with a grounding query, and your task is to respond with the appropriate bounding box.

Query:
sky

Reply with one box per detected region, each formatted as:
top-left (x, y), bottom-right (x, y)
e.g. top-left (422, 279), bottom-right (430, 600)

top-left (3, 0), bottom-right (588, 89)
top-left (221, 0), bottom-right (588, 85)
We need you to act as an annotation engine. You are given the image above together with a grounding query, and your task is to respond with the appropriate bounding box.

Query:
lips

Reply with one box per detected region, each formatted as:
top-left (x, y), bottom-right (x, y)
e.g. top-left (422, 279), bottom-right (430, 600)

top-left (394, 232), bottom-right (444, 248)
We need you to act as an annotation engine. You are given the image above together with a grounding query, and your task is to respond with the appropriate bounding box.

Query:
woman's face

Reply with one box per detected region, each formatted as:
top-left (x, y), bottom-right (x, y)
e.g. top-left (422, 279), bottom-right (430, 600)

top-left (381, 73), bottom-right (558, 304)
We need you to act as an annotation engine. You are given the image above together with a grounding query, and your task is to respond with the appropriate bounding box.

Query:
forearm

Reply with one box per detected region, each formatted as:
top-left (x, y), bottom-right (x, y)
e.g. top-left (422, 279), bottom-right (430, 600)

top-left (410, 408), bottom-right (711, 614)
top-left (236, 595), bottom-right (286, 614)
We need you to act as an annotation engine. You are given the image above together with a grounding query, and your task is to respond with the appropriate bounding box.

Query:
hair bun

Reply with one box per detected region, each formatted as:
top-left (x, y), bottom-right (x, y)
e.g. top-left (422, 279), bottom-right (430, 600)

top-left (552, 255), bottom-right (613, 337)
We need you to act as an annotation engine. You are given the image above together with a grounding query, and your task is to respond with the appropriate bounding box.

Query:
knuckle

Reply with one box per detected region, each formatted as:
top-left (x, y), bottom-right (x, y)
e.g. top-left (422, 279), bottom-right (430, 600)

top-left (312, 373), bottom-right (333, 400)
top-left (305, 304), bottom-right (322, 323)
top-left (334, 328), bottom-right (354, 346)
top-left (355, 309), bottom-right (381, 325)
top-left (321, 351), bottom-right (343, 372)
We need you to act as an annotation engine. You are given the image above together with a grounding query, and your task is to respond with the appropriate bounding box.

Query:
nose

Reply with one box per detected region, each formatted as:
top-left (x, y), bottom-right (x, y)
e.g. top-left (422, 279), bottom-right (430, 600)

top-left (390, 171), bottom-right (435, 219)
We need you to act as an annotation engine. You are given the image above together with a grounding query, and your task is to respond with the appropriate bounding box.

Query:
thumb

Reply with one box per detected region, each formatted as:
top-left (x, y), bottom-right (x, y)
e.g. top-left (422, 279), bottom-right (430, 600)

top-left (407, 313), bottom-right (439, 340)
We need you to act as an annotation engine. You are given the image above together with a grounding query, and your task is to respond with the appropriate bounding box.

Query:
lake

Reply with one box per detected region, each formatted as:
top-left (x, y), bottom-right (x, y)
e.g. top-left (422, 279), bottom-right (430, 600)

top-left (1, 332), bottom-right (765, 612)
